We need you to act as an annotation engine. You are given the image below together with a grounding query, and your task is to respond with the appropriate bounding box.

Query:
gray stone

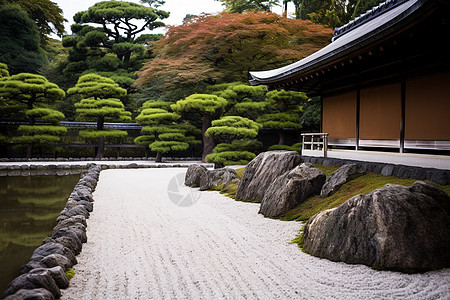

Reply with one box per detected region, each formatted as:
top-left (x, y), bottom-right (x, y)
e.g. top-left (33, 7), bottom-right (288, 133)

top-left (303, 181), bottom-right (450, 272)
top-left (235, 151), bottom-right (302, 202)
top-left (184, 164), bottom-right (207, 187)
top-left (2, 269), bottom-right (61, 299)
top-left (54, 236), bottom-right (82, 256)
top-left (29, 267), bottom-right (69, 289)
top-left (259, 163), bottom-right (325, 217)
top-left (320, 164), bottom-right (365, 198)
top-left (41, 254), bottom-right (72, 272)
top-left (52, 227), bottom-right (85, 247)
top-left (31, 243), bottom-right (77, 266)
top-left (380, 164), bottom-right (395, 176)
top-left (3, 288), bottom-right (55, 300)
top-left (64, 200), bottom-right (78, 210)
top-left (56, 215), bottom-right (87, 227)
top-left (61, 205), bottom-right (90, 219)
top-left (199, 168), bottom-right (237, 191)
top-left (78, 200), bottom-right (93, 212)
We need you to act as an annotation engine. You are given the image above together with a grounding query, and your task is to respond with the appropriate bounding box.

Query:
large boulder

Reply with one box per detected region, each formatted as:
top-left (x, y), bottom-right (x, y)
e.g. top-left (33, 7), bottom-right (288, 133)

top-left (199, 168), bottom-right (237, 191)
top-left (320, 164), bottom-right (365, 198)
top-left (30, 242), bottom-right (77, 266)
top-left (259, 163), bottom-right (325, 217)
top-left (3, 288), bottom-right (55, 300)
top-left (2, 267), bottom-right (63, 299)
top-left (185, 164), bottom-right (207, 187)
top-left (303, 181), bottom-right (450, 272)
top-left (235, 151), bottom-right (302, 202)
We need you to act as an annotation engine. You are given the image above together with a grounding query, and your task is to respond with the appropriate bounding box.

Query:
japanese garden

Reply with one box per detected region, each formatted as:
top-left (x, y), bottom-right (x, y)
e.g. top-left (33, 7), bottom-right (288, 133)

top-left (0, 0), bottom-right (449, 299)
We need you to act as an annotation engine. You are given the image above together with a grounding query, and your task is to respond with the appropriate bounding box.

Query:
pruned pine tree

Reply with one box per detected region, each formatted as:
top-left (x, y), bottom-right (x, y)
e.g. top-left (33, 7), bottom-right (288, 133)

top-left (205, 116), bottom-right (262, 166)
top-left (13, 108), bottom-right (67, 157)
top-left (134, 100), bottom-right (200, 162)
top-left (0, 73), bottom-right (66, 157)
top-left (207, 82), bottom-right (268, 120)
top-left (67, 74), bottom-right (131, 158)
top-left (171, 94), bottom-right (227, 162)
top-left (257, 89), bottom-right (307, 145)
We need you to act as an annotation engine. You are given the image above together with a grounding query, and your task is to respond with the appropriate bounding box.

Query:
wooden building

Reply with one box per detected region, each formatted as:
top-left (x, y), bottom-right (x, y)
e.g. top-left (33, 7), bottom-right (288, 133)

top-left (249, 0), bottom-right (450, 155)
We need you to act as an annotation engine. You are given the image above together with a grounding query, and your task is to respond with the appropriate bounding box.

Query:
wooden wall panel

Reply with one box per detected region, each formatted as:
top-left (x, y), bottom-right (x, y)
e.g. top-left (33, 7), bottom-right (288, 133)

top-left (323, 91), bottom-right (357, 139)
top-left (405, 72), bottom-right (450, 140)
top-left (360, 83), bottom-right (401, 140)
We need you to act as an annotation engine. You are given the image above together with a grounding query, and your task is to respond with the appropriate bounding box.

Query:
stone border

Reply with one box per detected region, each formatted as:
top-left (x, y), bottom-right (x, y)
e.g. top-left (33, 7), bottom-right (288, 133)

top-left (302, 156), bottom-right (450, 185)
top-left (2, 163), bottom-right (210, 299)
top-left (0, 157), bottom-right (202, 162)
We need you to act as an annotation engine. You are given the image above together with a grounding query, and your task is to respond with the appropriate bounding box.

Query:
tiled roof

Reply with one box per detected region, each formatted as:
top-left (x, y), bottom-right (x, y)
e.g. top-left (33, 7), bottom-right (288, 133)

top-left (249, 0), bottom-right (426, 87)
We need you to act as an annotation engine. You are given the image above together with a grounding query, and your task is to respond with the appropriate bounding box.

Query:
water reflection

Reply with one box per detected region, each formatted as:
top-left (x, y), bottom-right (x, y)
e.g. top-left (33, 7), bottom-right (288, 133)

top-left (0, 174), bottom-right (79, 294)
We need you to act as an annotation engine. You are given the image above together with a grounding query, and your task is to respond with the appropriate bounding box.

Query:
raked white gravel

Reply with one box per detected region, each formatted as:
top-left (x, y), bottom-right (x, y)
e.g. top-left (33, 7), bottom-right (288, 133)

top-left (61, 168), bottom-right (450, 299)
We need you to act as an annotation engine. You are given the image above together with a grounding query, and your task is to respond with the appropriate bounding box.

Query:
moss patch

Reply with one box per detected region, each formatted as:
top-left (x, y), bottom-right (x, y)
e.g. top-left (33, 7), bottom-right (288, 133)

top-left (281, 172), bottom-right (450, 222)
top-left (65, 269), bottom-right (75, 280)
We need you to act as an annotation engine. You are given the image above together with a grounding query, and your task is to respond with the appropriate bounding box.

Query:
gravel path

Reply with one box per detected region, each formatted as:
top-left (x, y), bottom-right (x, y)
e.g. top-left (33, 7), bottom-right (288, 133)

top-left (61, 168), bottom-right (450, 299)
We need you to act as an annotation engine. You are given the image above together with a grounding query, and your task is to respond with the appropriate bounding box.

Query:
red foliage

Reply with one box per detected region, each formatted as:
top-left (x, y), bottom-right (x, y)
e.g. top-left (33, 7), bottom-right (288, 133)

top-left (136, 12), bottom-right (332, 89)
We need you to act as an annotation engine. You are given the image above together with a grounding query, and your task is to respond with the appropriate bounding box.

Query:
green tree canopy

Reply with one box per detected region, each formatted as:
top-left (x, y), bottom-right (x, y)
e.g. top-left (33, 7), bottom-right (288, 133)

top-left (135, 101), bottom-right (200, 162)
top-left (171, 94), bottom-right (228, 162)
top-left (257, 89), bottom-right (307, 145)
top-left (205, 116), bottom-right (262, 166)
top-left (3, 0), bottom-right (65, 43)
top-left (0, 73), bottom-right (65, 110)
top-left (0, 4), bottom-right (47, 74)
top-left (72, 0), bottom-right (169, 65)
top-left (215, 0), bottom-right (279, 12)
top-left (207, 82), bottom-right (268, 119)
top-left (12, 108), bottom-right (67, 158)
top-left (68, 74), bottom-right (131, 158)
top-left (0, 72), bottom-right (66, 157)
top-left (0, 63), bottom-right (9, 78)
top-left (67, 74), bottom-right (127, 100)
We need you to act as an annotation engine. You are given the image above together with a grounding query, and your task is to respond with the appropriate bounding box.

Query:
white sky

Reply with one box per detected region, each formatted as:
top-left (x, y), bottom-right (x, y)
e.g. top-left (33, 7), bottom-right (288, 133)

top-left (52, 0), bottom-right (289, 37)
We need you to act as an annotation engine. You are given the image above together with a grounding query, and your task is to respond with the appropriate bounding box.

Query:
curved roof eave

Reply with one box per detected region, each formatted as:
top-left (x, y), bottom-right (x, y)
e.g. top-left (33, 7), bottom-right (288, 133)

top-left (249, 0), bottom-right (424, 86)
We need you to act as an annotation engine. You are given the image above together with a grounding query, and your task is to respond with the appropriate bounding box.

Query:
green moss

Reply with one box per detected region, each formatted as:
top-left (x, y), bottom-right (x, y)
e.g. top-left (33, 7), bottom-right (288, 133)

top-left (65, 269), bottom-right (75, 280)
top-left (281, 172), bottom-right (450, 222)
top-left (313, 164), bottom-right (339, 178)
top-left (235, 167), bottom-right (245, 180)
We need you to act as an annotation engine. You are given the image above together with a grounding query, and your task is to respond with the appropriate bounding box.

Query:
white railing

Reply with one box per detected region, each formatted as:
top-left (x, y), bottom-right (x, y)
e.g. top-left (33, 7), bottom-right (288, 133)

top-left (301, 133), bottom-right (328, 157)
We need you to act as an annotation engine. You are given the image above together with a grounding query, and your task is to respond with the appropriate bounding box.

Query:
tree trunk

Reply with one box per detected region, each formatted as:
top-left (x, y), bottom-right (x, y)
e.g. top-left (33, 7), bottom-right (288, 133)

top-left (96, 136), bottom-right (105, 159)
top-left (155, 151), bottom-right (163, 163)
top-left (26, 144), bottom-right (33, 159)
top-left (278, 130), bottom-right (286, 145)
top-left (96, 116), bottom-right (105, 159)
top-left (283, 1), bottom-right (288, 18)
top-left (202, 114), bottom-right (215, 163)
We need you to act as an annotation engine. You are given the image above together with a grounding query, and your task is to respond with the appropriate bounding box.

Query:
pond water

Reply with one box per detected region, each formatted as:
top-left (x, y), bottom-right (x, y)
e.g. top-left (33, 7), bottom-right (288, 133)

top-left (0, 174), bottom-right (80, 295)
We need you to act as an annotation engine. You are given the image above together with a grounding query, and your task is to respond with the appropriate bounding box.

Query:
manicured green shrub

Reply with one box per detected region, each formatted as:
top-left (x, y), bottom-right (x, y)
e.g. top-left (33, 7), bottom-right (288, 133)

top-left (205, 116), bottom-right (262, 166)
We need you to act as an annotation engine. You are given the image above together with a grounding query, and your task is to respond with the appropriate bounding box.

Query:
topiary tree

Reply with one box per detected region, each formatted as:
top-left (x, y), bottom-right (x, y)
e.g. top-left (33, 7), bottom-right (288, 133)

top-left (12, 108), bottom-right (67, 158)
top-left (67, 73), bottom-right (131, 158)
top-left (257, 89), bottom-right (307, 145)
top-left (0, 73), bottom-right (65, 110)
top-left (171, 94), bottom-right (227, 162)
top-left (0, 73), bottom-right (66, 157)
top-left (135, 100), bottom-right (200, 162)
top-left (207, 82), bottom-right (268, 120)
top-left (205, 116), bottom-right (262, 166)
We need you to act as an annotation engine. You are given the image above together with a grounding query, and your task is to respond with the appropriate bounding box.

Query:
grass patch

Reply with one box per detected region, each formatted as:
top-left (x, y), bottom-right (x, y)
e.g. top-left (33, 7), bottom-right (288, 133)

top-left (281, 172), bottom-right (450, 222)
